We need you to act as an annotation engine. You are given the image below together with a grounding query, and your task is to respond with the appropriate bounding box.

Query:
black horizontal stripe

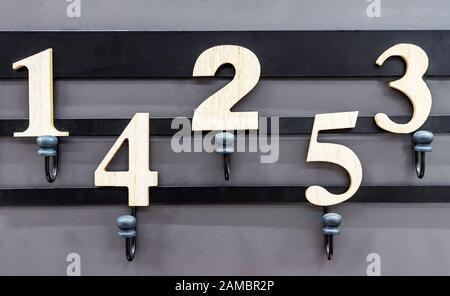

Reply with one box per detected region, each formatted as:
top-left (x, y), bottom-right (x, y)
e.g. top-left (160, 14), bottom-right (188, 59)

top-left (1, 31), bottom-right (450, 78)
top-left (0, 116), bottom-right (445, 136)
top-left (0, 186), bottom-right (448, 206)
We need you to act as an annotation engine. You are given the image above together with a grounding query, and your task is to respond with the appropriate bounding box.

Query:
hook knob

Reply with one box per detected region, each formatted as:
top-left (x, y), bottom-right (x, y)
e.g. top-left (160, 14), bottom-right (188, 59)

top-left (413, 131), bottom-right (433, 152)
top-left (116, 215), bottom-right (137, 238)
top-left (215, 132), bottom-right (234, 154)
top-left (215, 132), bottom-right (234, 181)
top-left (322, 213), bottom-right (342, 235)
top-left (36, 135), bottom-right (58, 157)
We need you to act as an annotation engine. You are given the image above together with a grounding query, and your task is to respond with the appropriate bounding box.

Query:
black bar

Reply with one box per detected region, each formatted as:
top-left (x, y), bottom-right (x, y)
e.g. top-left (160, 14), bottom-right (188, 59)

top-left (0, 186), bottom-right (448, 206)
top-left (1, 31), bottom-right (450, 78)
top-left (0, 116), bottom-right (446, 137)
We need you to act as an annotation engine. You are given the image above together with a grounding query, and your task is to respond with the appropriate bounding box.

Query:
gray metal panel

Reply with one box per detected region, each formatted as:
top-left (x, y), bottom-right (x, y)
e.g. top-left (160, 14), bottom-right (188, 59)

top-left (0, 0), bottom-right (449, 275)
top-left (1, 204), bottom-right (450, 276)
top-left (1, 0), bottom-right (450, 30)
top-left (2, 79), bottom-right (450, 118)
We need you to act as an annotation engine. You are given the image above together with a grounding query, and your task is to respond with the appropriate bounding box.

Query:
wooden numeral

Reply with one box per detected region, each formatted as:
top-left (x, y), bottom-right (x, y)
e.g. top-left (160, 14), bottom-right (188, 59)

top-left (13, 49), bottom-right (69, 137)
top-left (95, 113), bottom-right (158, 206)
top-left (306, 111), bottom-right (362, 206)
top-left (375, 43), bottom-right (432, 134)
top-left (192, 45), bottom-right (260, 131)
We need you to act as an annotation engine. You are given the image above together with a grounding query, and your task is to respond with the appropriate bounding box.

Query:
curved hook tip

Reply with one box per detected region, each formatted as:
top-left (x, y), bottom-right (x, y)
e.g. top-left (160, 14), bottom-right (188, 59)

top-left (45, 155), bottom-right (58, 183)
top-left (126, 237), bottom-right (136, 262)
top-left (324, 234), bottom-right (334, 261)
top-left (125, 207), bottom-right (137, 262)
top-left (415, 151), bottom-right (425, 179)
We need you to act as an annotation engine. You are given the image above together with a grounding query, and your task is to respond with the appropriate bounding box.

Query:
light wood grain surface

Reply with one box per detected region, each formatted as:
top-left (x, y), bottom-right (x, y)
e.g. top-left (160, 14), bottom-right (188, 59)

top-left (13, 49), bottom-right (69, 137)
top-left (375, 43), bottom-right (432, 134)
top-left (95, 113), bottom-right (158, 206)
top-left (192, 45), bottom-right (260, 131)
top-left (306, 111), bottom-right (362, 206)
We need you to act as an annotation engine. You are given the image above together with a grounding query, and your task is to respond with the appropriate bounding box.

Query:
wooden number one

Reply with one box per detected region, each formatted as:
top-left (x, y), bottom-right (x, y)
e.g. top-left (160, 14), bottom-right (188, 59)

top-left (13, 49), bottom-right (69, 138)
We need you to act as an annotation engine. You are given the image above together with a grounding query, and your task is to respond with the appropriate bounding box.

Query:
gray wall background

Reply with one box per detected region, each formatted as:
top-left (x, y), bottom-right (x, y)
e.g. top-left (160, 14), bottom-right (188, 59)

top-left (1, 0), bottom-right (450, 275)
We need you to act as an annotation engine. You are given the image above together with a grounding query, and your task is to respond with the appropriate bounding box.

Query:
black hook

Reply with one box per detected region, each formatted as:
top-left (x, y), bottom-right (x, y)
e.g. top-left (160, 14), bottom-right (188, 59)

top-left (322, 208), bottom-right (342, 261)
top-left (413, 131), bottom-right (433, 179)
top-left (117, 207), bottom-right (137, 262)
top-left (215, 132), bottom-right (234, 181)
top-left (37, 135), bottom-right (59, 183)
top-left (223, 154), bottom-right (230, 180)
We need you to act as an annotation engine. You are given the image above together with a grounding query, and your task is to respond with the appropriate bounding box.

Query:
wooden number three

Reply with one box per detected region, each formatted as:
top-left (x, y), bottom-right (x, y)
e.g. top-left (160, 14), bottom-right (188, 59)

top-left (13, 49), bottom-right (69, 137)
top-left (192, 45), bottom-right (260, 131)
top-left (306, 111), bottom-right (362, 206)
top-left (375, 43), bottom-right (432, 134)
top-left (95, 113), bottom-right (158, 206)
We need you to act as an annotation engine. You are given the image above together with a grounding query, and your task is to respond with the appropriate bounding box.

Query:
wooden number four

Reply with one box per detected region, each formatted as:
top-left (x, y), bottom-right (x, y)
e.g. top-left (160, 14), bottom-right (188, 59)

top-left (13, 48), bottom-right (69, 137)
top-left (192, 45), bottom-right (261, 131)
top-left (306, 111), bottom-right (362, 206)
top-left (375, 43), bottom-right (432, 134)
top-left (95, 113), bottom-right (158, 206)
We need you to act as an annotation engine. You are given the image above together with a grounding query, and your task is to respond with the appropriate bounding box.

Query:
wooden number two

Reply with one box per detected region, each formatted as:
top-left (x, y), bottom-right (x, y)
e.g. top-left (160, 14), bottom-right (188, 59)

top-left (375, 43), bottom-right (432, 134)
top-left (95, 113), bottom-right (158, 206)
top-left (306, 111), bottom-right (362, 206)
top-left (13, 48), bottom-right (69, 137)
top-left (192, 45), bottom-right (260, 131)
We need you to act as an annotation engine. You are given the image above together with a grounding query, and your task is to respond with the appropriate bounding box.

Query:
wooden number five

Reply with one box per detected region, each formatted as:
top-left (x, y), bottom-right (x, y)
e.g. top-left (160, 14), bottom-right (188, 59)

top-left (13, 49), bottom-right (69, 137)
top-left (375, 43), bottom-right (432, 134)
top-left (192, 45), bottom-right (260, 131)
top-left (306, 111), bottom-right (362, 206)
top-left (95, 113), bottom-right (158, 206)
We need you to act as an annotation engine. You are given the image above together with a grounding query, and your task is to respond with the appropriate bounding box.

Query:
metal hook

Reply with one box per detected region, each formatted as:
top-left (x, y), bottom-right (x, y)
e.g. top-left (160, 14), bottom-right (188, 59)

top-left (117, 207), bottom-right (137, 262)
top-left (37, 135), bottom-right (59, 183)
top-left (322, 208), bottom-right (342, 261)
top-left (223, 153), bottom-right (230, 181)
top-left (415, 151), bottom-right (425, 179)
top-left (413, 131), bottom-right (433, 179)
top-left (215, 132), bottom-right (234, 181)
top-left (324, 232), bottom-right (334, 260)
top-left (45, 150), bottom-right (58, 183)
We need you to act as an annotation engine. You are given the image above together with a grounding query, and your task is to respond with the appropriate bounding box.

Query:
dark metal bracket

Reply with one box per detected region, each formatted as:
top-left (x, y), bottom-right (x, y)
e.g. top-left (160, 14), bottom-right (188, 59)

top-left (2, 31), bottom-right (450, 78)
top-left (1, 186), bottom-right (450, 206)
top-left (0, 116), bottom-right (449, 137)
